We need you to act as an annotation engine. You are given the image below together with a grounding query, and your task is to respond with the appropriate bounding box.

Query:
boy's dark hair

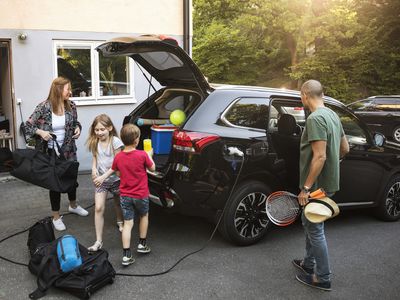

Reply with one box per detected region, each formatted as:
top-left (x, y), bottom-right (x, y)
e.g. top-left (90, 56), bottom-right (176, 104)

top-left (120, 124), bottom-right (141, 146)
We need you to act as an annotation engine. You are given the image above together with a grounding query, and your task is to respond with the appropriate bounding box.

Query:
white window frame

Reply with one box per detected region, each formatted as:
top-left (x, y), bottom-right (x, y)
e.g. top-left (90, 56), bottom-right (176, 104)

top-left (53, 40), bottom-right (136, 106)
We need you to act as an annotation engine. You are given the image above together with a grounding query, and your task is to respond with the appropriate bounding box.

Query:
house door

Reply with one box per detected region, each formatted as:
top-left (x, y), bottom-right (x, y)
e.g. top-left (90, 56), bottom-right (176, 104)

top-left (0, 40), bottom-right (15, 158)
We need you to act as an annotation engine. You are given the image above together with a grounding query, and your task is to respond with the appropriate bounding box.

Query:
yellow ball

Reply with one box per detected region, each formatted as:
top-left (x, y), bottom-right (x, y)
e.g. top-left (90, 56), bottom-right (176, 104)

top-left (170, 109), bottom-right (186, 126)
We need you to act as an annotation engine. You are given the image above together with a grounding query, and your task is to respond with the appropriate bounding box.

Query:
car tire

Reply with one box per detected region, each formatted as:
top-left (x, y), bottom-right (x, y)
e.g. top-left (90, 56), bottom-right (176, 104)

top-left (393, 126), bottom-right (400, 143)
top-left (376, 174), bottom-right (400, 221)
top-left (219, 181), bottom-right (271, 246)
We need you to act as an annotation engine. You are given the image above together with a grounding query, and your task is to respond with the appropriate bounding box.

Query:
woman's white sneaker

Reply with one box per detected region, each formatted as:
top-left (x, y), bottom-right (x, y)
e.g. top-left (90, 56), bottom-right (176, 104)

top-left (68, 205), bottom-right (89, 216)
top-left (52, 217), bottom-right (66, 231)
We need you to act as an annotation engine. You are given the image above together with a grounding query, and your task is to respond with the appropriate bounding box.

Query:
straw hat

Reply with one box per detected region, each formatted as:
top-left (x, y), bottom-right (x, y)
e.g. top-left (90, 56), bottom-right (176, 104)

top-left (304, 197), bottom-right (340, 223)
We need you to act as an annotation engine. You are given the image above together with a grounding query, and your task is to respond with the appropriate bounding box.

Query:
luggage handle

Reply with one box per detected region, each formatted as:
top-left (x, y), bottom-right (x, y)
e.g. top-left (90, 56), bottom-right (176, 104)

top-left (49, 134), bottom-right (66, 161)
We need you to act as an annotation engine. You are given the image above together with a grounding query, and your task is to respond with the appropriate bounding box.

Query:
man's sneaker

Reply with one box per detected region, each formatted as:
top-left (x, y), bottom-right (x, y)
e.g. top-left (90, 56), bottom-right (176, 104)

top-left (122, 256), bottom-right (135, 266)
top-left (296, 274), bottom-right (332, 291)
top-left (292, 259), bottom-right (314, 275)
top-left (52, 217), bottom-right (66, 231)
top-left (137, 244), bottom-right (151, 254)
top-left (68, 205), bottom-right (89, 216)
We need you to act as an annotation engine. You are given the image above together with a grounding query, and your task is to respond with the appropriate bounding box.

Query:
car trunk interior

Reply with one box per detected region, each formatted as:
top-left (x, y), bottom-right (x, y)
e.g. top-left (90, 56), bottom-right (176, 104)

top-left (128, 87), bottom-right (203, 169)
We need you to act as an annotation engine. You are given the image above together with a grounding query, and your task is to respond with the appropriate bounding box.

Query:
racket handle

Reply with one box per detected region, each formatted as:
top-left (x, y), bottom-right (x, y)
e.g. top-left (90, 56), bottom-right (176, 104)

top-left (310, 188), bottom-right (326, 199)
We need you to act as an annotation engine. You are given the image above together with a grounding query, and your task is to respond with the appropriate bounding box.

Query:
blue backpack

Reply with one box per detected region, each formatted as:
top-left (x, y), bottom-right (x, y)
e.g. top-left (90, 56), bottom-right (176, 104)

top-left (57, 235), bottom-right (82, 273)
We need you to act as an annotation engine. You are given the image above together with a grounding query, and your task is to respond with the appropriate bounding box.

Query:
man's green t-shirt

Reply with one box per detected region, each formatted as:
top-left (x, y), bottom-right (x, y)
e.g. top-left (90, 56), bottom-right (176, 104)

top-left (299, 107), bottom-right (344, 193)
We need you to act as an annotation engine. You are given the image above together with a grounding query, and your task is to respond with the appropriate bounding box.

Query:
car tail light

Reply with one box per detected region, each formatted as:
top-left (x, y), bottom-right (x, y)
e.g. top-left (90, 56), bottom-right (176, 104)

top-left (294, 107), bottom-right (304, 111)
top-left (172, 130), bottom-right (220, 153)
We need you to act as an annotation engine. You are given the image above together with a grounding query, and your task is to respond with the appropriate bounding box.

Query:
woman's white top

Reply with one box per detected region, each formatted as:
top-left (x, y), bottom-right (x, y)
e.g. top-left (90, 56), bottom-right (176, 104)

top-left (97, 136), bottom-right (124, 182)
top-left (49, 112), bottom-right (65, 153)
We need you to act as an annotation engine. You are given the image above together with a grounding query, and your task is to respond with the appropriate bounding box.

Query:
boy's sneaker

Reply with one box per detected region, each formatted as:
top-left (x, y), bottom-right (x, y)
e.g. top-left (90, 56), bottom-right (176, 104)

top-left (137, 244), bottom-right (151, 254)
top-left (292, 259), bottom-right (314, 275)
top-left (122, 255), bottom-right (135, 266)
top-left (52, 217), bottom-right (66, 231)
top-left (68, 205), bottom-right (89, 216)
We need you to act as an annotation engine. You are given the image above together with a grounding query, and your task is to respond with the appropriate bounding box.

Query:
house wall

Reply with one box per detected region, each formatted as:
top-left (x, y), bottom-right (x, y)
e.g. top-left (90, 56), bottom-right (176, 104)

top-left (0, 0), bottom-right (189, 171)
top-left (0, 0), bottom-right (183, 35)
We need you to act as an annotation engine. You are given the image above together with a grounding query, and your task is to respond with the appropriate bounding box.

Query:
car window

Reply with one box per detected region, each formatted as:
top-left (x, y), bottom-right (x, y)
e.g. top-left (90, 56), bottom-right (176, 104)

top-left (348, 99), bottom-right (374, 111)
top-left (223, 98), bottom-right (269, 130)
top-left (139, 52), bottom-right (183, 70)
top-left (268, 100), bottom-right (305, 132)
top-left (327, 104), bottom-right (368, 145)
top-left (374, 98), bottom-right (400, 111)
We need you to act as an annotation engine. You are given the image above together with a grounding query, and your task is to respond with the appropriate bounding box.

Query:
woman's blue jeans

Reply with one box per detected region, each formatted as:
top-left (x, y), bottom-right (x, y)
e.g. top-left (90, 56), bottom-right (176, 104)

top-left (301, 212), bottom-right (331, 283)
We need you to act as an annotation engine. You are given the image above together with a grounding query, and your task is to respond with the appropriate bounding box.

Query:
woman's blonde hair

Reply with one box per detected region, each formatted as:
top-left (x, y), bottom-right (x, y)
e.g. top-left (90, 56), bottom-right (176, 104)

top-left (47, 77), bottom-right (72, 113)
top-left (86, 114), bottom-right (119, 157)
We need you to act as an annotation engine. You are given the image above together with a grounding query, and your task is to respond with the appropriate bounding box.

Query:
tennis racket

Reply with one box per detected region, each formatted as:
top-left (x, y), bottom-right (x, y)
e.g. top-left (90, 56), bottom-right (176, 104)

top-left (266, 189), bottom-right (326, 226)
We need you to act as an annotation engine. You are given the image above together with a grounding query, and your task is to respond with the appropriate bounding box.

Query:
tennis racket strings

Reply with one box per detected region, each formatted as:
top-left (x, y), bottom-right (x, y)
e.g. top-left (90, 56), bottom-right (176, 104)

top-left (266, 193), bottom-right (300, 225)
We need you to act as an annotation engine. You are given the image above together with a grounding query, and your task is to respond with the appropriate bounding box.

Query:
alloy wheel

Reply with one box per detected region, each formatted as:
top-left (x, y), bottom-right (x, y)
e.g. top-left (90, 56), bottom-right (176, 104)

top-left (385, 181), bottom-right (400, 217)
top-left (394, 127), bottom-right (400, 143)
top-left (234, 192), bottom-right (269, 238)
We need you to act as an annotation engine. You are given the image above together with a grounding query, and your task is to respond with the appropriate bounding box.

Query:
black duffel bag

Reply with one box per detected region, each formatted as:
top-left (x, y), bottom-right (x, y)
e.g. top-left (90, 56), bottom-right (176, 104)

top-left (27, 217), bottom-right (55, 257)
top-left (29, 237), bottom-right (115, 299)
top-left (10, 138), bottom-right (79, 193)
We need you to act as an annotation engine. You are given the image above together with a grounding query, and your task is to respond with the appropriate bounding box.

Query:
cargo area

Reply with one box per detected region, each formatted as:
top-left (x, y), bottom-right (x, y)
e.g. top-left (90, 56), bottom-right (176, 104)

top-left (127, 88), bottom-right (203, 169)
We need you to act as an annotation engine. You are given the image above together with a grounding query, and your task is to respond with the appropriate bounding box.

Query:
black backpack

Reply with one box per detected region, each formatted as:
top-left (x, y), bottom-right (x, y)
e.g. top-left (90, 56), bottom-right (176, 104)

top-left (27, 217), bottom-right (55, 257)
top-left (29, 235), bottom-right (115, 299)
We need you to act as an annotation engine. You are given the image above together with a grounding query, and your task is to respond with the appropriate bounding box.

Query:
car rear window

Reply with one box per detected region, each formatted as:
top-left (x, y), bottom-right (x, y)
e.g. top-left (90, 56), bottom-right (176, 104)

top-left (139, 52), bottom-right (183, 70)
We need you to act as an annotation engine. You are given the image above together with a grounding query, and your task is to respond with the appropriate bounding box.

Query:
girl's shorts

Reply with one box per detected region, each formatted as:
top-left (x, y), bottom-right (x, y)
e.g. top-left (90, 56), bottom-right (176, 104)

top-left (95, 180), bottom-right (120, 196)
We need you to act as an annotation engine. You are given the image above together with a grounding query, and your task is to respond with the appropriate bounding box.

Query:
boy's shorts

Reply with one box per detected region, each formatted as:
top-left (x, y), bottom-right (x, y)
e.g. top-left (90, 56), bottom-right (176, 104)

top-left (120, 196), bottom-right (149, 221)
top-left (96, 180), bottom-right (120, 196)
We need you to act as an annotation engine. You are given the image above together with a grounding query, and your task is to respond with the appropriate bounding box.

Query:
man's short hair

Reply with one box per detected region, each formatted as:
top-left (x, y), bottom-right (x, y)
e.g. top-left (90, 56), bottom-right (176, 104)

top-left (301, 80), bottom-right (324, 98)
top-left (120, 123), bottom-right (140, 146)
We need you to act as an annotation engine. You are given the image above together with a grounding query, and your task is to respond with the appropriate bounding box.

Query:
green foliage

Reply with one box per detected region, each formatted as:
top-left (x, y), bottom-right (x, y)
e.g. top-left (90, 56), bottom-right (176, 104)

top-left (193, 0), bottom-right (400, 102)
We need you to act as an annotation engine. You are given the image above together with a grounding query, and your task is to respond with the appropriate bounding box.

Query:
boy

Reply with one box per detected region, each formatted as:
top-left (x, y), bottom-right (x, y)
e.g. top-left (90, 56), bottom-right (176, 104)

top-left (99, 124), bottom-right (155, 266)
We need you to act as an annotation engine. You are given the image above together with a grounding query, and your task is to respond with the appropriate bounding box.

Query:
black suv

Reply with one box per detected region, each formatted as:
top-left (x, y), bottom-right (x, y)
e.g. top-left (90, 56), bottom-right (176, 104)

top-left (347, 96), bottom-right (400, 143)
top-left (97, 36), bottom-right (400, 246)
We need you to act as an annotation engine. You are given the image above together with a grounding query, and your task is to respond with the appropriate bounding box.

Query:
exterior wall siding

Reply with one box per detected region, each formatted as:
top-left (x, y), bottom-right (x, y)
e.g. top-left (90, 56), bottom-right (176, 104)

top-left (0, 0), bottom-right (183, 35)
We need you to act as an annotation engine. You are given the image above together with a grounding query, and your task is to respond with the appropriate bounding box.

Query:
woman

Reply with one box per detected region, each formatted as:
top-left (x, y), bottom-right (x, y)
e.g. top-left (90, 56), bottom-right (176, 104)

top-left (25, 77), bottom-right (89, 231)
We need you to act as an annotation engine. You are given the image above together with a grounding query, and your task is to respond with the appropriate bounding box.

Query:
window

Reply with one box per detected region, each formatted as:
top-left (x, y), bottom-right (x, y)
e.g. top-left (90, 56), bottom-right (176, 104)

top-left (327, 104), bottom-right (368, 145)
top-left (374, 98), bottom-right (400, 111)
top-left (222, 98), bottom-right (269, 130)
top-left (54, 40), bottom-right (135, 105)
top-left (348, 99), bottom-right (374, 111)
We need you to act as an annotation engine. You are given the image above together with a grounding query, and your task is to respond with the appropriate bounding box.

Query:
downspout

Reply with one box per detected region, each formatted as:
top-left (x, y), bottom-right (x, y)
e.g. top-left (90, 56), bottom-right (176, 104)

top-left (183, 0), bottom-right (191, 55)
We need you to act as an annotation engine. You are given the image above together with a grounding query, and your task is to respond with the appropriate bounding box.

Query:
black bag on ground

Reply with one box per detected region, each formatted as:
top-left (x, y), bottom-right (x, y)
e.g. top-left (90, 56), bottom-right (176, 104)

top-left (27, 217), bottom-right (55, 257)
top-left (10, 139), bottom-right (79, 193)
top-left (28, 237), bottom-right (115, 299)
top-left (0, 147), bottom-right (13, 172)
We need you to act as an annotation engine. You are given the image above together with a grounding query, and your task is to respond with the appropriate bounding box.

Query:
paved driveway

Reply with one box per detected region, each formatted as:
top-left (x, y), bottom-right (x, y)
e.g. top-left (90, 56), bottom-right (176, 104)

top-left (0, 174), bottom-right (399, 299)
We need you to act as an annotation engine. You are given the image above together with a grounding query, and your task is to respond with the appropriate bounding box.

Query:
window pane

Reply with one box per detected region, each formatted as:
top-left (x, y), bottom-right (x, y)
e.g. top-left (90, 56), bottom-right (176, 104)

top-left (99, 52), bottom-right (130, 96)
top-left (225, 98), bottom-right (269, 130)
top-left (348, 99), bottom-right (374, 111)
top-left (139, 52), bottom-right (183, 70)
top-left (328, 105), bottom-right (367, 145)
top-left (57, 46), bottom-right (91, 97)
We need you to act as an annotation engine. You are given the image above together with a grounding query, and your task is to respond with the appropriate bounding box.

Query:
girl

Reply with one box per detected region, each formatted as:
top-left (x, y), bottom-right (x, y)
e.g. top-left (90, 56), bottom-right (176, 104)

top-left (86, 114), bottom-right (124, 252)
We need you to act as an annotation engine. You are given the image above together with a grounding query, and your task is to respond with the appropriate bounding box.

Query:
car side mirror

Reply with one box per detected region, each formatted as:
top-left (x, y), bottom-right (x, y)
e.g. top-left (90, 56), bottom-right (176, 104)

top-left (373, 132), bottom-right (385, 147)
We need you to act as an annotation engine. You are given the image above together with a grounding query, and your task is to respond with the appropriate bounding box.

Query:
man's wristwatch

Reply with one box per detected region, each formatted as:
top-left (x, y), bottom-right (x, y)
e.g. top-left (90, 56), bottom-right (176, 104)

top-left (302, 186), bottom-right (311, 194)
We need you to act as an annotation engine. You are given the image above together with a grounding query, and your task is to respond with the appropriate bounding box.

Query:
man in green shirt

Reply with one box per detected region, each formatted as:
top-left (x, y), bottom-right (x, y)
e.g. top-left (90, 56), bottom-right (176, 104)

top-left (293, 80), bottom-right (349, 291)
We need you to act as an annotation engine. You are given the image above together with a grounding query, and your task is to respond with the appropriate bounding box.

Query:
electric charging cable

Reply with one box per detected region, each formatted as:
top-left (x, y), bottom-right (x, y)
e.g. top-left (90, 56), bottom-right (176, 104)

top-left (116, 146), bottom-right (245, 277)
top-left (0, 147), bottom-right (245, 278)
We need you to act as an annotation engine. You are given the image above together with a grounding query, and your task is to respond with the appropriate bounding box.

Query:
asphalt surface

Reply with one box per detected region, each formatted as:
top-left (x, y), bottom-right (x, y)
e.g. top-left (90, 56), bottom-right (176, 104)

top-left (0, 173), bottom-right (399, 299)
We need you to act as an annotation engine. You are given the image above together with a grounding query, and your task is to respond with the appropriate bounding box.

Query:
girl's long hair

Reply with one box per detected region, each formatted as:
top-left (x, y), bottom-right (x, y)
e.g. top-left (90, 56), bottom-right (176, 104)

top-left (86, 114), bottom-right (119, 157)
top-left (47, 77), bottom-right (72, 113)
